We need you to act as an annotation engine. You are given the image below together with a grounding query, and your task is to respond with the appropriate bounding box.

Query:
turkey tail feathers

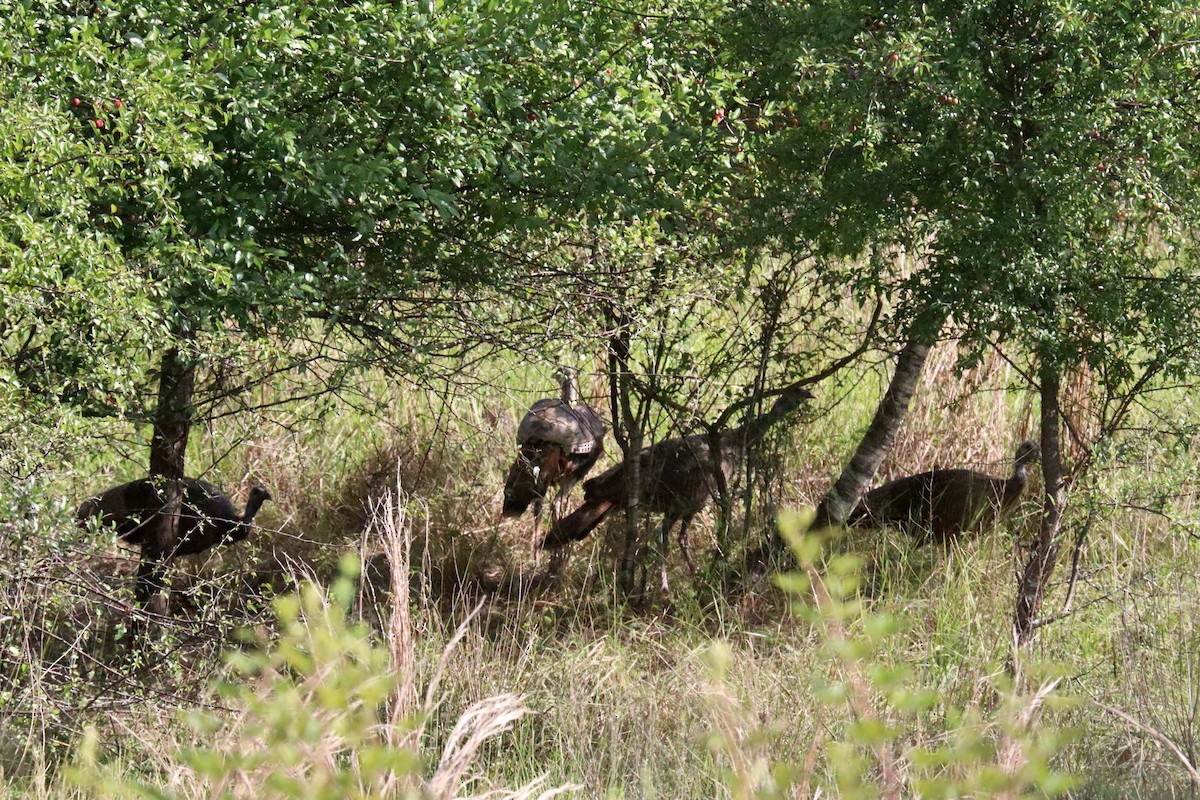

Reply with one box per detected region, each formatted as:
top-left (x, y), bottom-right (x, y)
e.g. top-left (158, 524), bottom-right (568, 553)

top-left (540, 499), bottom-right (616, 549)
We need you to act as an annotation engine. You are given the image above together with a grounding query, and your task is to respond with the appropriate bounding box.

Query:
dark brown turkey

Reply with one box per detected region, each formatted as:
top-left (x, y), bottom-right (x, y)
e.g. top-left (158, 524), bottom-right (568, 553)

top-left (78, 477), bottom-right (272, 605)
top-left (540, 384), bottom-right (814, 574)
top-left (502, 368), bottom-right (606, 536)
top-left (847, 439), bottom-right (1040, 543)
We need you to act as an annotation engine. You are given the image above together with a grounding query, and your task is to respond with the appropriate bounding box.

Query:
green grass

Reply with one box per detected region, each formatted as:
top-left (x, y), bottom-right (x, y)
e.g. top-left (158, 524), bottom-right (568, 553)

top-left (6, 348), bottom-right (1200, 797)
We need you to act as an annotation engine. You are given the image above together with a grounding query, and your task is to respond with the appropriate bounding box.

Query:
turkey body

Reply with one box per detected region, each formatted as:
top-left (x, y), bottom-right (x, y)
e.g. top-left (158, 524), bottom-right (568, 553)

top-left (77, 477), bottom-right (272, 557)
top-left (502, 370), bottom-right (606, 524)
top-left (847, 440), bottom-right (1041, 543)
top-left (541, 384), bottom-right (814, 570)
top-left (539, 431), bottom-right (737, 559)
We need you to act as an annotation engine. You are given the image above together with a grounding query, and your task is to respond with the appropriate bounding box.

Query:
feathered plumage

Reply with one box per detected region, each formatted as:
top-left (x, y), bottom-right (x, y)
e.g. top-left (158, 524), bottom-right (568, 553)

top-left (78, 477), bottom-right (272, 557)
top-left (540, 385), bottom-right (814, 571)
top-left (502, 368), bottom-right (606, 526)
top-left (847, 439), bottom-right (1041, 542)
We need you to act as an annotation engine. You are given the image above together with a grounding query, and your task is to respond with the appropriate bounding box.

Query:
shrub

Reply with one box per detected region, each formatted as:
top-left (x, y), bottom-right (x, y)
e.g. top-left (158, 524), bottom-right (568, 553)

top-left (66, 492), bottom-right (576, 800)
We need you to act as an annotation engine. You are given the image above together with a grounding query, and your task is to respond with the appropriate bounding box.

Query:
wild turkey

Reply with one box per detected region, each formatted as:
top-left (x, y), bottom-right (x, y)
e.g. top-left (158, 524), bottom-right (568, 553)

top-left (502, 368), bottom-right (606, 537)
top-left (78, 477), bottom-right (272, 604)
top-left (540, 384), bottom-right (814, 575)
top-left (846, 439), bottom-right (1041, 543)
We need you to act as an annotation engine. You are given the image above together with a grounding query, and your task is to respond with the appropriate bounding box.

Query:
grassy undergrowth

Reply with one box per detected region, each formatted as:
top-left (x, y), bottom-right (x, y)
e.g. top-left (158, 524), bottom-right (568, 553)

top-left (4, 493), bottom-right (1078, 798)
top-left (5, 348), bottom-right (1200, 797)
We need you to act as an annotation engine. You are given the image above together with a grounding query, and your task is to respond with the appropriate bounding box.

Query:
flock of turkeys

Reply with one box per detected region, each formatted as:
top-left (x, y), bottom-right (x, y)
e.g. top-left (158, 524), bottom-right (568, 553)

top-left (77, 368), bottom-right (1040, 608)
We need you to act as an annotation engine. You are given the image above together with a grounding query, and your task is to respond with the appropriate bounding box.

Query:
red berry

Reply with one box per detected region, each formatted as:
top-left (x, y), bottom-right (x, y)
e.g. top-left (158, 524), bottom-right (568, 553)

top-left (528, 111), bottom-right (537, 121)
top-left (94, 119), bottom-right (104, 129)
top-left (890, 53), bottom-right (899, 62)
top-left (114, 99), bottom-right (123, 109)
top-left (573, 78), bottom-right (581, 88)
top-left (71, 97), bottom-right (81, 107)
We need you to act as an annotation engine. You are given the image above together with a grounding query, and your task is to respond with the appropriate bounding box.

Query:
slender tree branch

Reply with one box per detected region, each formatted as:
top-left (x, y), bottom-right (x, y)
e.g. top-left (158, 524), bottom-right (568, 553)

top-left (1094, 702), bottom-right (1200, 787)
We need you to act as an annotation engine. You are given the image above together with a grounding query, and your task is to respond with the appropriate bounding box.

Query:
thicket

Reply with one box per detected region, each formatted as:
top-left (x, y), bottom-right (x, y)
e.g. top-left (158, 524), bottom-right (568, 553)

top-left (4, 0), bottom-right (1200, 796)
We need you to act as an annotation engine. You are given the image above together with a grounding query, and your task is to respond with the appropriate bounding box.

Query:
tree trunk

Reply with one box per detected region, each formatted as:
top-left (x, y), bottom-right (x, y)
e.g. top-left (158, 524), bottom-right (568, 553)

top-left (1014, 361), bottom-right (1064, 645)
top-left (138, 346), bottom-right (196, 611)
top-left (810, 335), bottom-right (934, 532)
top-left (606, 304), bottom-right (644, 597)
top-left (619, 426), bottom-right (644, 596)
top-left (708, 426), bottom-right (733, 561)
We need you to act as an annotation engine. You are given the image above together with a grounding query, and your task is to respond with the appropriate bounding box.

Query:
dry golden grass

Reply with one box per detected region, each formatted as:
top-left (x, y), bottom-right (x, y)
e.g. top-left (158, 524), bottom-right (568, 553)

top-left (8, 342), bottom-right (1200, 798)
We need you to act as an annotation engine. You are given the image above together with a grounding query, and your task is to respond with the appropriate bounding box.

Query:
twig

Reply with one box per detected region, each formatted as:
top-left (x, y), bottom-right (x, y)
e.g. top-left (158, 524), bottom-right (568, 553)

top-left (1094, 701), bottom-right (1200, 787)
top-left (1060, 511), bottom-right (1096, 616)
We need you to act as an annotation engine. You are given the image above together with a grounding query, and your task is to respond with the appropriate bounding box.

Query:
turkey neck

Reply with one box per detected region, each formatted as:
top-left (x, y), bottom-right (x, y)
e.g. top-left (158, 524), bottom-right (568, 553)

top-left (242, 491), bottom-right (269, 524)
top-left (559, 369), bottom-right (578, 405)
top-left (1002, 461), bottom-right (1030, 505)
top-left (738, 392), bottom-right (804, 445)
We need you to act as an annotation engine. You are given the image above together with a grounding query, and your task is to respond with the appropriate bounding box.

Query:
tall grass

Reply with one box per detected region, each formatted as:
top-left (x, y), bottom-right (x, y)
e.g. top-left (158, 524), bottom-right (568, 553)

top-left (6, 485), bottom-right (1075, 798)
top-left (7, 339), bottom-right (1200, 796)
top-left (50, 488), bottom-right (577, 800)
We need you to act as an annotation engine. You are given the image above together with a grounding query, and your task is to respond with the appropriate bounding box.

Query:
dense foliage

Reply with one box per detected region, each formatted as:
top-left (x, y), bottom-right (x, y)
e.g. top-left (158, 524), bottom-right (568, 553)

top-left (3, 0), bottom-right (1200, 794)
top-left (1, 0), bottom-right (738, 457)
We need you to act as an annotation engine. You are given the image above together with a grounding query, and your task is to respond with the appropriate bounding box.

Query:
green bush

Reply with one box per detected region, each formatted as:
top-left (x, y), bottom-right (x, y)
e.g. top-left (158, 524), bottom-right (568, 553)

top-left (66, 547), bottom-right (572, 800)
top-left (700, 510), bottom-right (1077, 798)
